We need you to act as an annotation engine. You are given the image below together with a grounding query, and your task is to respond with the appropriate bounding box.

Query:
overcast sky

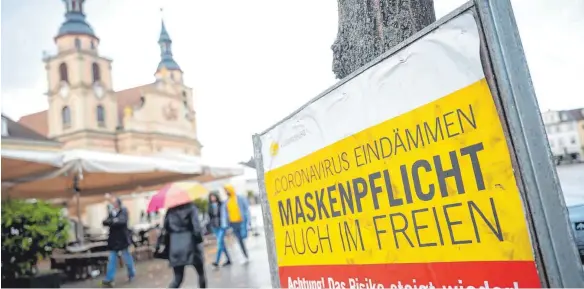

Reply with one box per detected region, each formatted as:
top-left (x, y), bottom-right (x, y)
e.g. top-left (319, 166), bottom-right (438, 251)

top-left (1, 0), bottom-right (583, 165)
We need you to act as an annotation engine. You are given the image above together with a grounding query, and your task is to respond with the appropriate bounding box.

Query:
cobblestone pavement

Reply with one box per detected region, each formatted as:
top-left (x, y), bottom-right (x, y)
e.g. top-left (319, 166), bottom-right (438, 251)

top-left (62, 233), bottom-right (272, 288)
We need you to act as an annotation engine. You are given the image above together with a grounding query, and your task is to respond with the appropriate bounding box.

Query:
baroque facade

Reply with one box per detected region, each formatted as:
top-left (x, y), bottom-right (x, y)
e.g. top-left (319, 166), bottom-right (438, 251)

top-left (18, 0), bottom-right (202, 156)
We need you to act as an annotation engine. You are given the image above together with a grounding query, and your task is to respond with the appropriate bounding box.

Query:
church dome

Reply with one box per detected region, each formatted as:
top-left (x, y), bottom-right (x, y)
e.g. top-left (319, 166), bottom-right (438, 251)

top-left (57, 13), bottom-right (96, 38)
top-left (55, 0), bottom-right (97, 39)
top-left (157, 58), bottom-right (181, 71)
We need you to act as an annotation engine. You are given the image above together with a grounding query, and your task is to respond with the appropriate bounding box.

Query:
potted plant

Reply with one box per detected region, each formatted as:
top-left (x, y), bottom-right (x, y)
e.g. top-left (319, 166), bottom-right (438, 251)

top-left (1, 199), bottom-right (69, 288)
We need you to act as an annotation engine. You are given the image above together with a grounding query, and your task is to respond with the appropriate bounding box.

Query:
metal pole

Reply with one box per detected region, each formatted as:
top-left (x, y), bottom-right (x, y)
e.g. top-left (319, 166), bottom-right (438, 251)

top-left (473, 0), bottom-right (584, 287)
top-left (73, 174), bottom-right (83, 245)
top-left (252, 135), bottom-right (281, 288)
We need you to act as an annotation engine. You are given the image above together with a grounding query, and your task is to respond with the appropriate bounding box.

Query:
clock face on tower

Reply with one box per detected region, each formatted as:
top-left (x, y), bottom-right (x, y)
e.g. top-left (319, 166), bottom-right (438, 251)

top-left (94, 83), bottom-right (104, 99)
top-left (59, 81), bottom-right (69, 98)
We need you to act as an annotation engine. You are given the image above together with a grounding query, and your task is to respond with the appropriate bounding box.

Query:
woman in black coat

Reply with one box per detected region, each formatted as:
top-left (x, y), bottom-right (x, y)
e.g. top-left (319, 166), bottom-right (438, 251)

top-left (101, 197), bottom-right (136, 287)
top-left (161, 203), bottom-right (206, 288)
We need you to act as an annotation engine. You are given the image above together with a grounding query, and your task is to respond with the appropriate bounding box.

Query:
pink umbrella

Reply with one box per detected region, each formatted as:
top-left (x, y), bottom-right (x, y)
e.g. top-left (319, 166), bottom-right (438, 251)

top-left (147, 182), bottom-right (208, 213)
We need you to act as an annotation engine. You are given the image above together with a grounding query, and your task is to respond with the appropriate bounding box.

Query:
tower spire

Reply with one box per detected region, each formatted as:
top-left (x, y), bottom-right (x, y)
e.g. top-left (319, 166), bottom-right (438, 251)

top-left (56, 0), bottom-right (96, 40)
top-left (156, 9), bottom-right (181, 74)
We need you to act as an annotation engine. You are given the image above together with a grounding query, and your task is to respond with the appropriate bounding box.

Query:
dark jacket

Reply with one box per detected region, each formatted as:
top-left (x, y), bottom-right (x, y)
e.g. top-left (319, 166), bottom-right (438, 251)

top-left (164, 203), bottom-right (204, 267)
top-left (102, 206), bottom-right (132, 251)
top-left (207, 193), bottom-right (226, 229)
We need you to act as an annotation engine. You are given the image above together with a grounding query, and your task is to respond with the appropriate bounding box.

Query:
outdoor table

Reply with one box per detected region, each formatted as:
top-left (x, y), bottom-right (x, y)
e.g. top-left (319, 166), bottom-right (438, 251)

top-left (66, 241), bottom-right (107, 254)
top-left (50, 251), bottom-right (109, 281)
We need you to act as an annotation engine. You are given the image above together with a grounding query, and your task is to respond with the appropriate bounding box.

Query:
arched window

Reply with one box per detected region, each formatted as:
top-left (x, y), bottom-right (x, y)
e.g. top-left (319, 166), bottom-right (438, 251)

top-left (74, 38), bottom-right (81, 50)
top-left (182, 91), bottom-right (187, 98)
top-left (96, 105), bottom-right (105, 126)
top-left (90, 41), bottom-right (95, 50)
top-left (62, 106), bottom-right (71, 127)
top-left (59, 63), bottom-right (69, 83)
top-left (92, 63), bottom-right (101, 83)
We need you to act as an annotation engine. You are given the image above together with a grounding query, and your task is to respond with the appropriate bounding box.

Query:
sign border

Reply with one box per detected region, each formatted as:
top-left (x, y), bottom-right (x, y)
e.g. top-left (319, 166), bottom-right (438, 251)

top-left (252, 0), bottom-right (584, 287)
top-left (473, 0), bottom-right (584, 287)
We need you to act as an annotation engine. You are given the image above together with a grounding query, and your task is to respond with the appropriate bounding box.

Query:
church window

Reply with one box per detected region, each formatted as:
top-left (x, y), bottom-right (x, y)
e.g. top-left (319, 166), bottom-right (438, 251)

top-left (92, 63), bottom-right (101, 83)
top-left (72, 0), bottom-right (78, 11)
top-left (96, 105), bottom-right (105, 126)
top-left (62, 106), bottom-right (71, 127)
top-left (74, 38), bottom-right (81, 50)
top-left (59, 63), bottom-right (69, 83)
top-left (90, 41), bottom-right (95, 50)
top-left (139, 96), bottom-right (145, 108)
top-left (170, 72), bottom-right (175, 80)
top-left (182, 91), bottom-right (187, 98)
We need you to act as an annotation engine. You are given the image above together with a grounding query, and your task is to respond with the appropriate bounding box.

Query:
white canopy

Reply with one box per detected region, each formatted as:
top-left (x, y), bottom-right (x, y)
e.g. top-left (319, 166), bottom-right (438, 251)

top-left (2, 149), bottom-right (203, 199)
top-left (1, 149), bottom-right (63, 182)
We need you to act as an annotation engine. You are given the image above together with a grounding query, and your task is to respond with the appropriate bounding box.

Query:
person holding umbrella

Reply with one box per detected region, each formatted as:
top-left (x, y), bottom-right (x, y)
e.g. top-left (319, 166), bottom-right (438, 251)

top-left (101, 194), bottom-right (136, 288)
top-left (149, 182), bottom-right (207, 288)
top-left (223, 184), bottom-right (251, 263)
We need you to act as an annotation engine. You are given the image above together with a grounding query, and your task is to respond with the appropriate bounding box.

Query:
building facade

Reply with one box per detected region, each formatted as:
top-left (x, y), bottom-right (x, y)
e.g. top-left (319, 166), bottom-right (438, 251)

top-left (11, 0), bottom-right (205, 230)
top-left (2, 115), bottom-right (62, 152)
top-left (542, 108), bottom-right (584, 161)
top-left (18, 0), bottom-right (201, 156)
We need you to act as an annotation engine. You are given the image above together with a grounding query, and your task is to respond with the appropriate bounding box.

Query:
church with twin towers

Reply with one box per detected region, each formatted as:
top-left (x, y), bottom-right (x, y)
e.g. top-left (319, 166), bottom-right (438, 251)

top-left (18, 0), bottom-right (202, 156)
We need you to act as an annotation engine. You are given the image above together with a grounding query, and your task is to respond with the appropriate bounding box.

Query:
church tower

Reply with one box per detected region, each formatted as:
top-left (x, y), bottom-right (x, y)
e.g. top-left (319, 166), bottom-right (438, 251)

top-left (151, 18), bottom-right (197, 139)
top-left (154, 20), bottom-right (183, 83)
top-left (44, 0), bottom-right (118, 151)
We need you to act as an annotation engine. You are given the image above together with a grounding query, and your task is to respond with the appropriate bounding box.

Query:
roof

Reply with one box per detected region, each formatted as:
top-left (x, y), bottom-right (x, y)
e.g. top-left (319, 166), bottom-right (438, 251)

top-left (157, 58), bottom-right (181, 71)
top-left (57, 13), bottom-right (96, 39)
top-left (18, 111), bottom-right (48, 136)
top-left (158, 21), bottom-right (172, 44)
top-left (562, 108), bottom-right (584, 122)
top-left (2, 114), bottom-right (56, 142)
top-left (114, 84), bottom-right (154, 124)
top-left (56, 0), bottom-right (96, 41)
top-left (156, 20), bottom-right (181, 72)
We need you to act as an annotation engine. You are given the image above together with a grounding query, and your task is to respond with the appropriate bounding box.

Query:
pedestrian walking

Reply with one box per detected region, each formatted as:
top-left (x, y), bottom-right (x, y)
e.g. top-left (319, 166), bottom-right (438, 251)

top-left (101, 195), bottom-right (136, 288)
top-left (223, 184), bottom-right (251, 263)
top-left (156, 203), bottom-right (206, 288)
top-left (207, 192), bottom-right (231, 268)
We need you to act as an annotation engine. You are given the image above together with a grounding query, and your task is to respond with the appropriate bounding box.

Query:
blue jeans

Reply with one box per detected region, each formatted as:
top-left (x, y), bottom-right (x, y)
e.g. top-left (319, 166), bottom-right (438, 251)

top-left (230, 222), bottom-right (248, 258)
top-left (104, 249), bottom-right (136, 282)
top-left (212, 227), bottom-right (230, 264)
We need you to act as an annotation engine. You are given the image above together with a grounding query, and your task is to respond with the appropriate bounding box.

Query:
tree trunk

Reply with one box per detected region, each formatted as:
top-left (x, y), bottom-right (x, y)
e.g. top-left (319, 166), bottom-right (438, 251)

top-left (332, 0), bottom-right (436, 79)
